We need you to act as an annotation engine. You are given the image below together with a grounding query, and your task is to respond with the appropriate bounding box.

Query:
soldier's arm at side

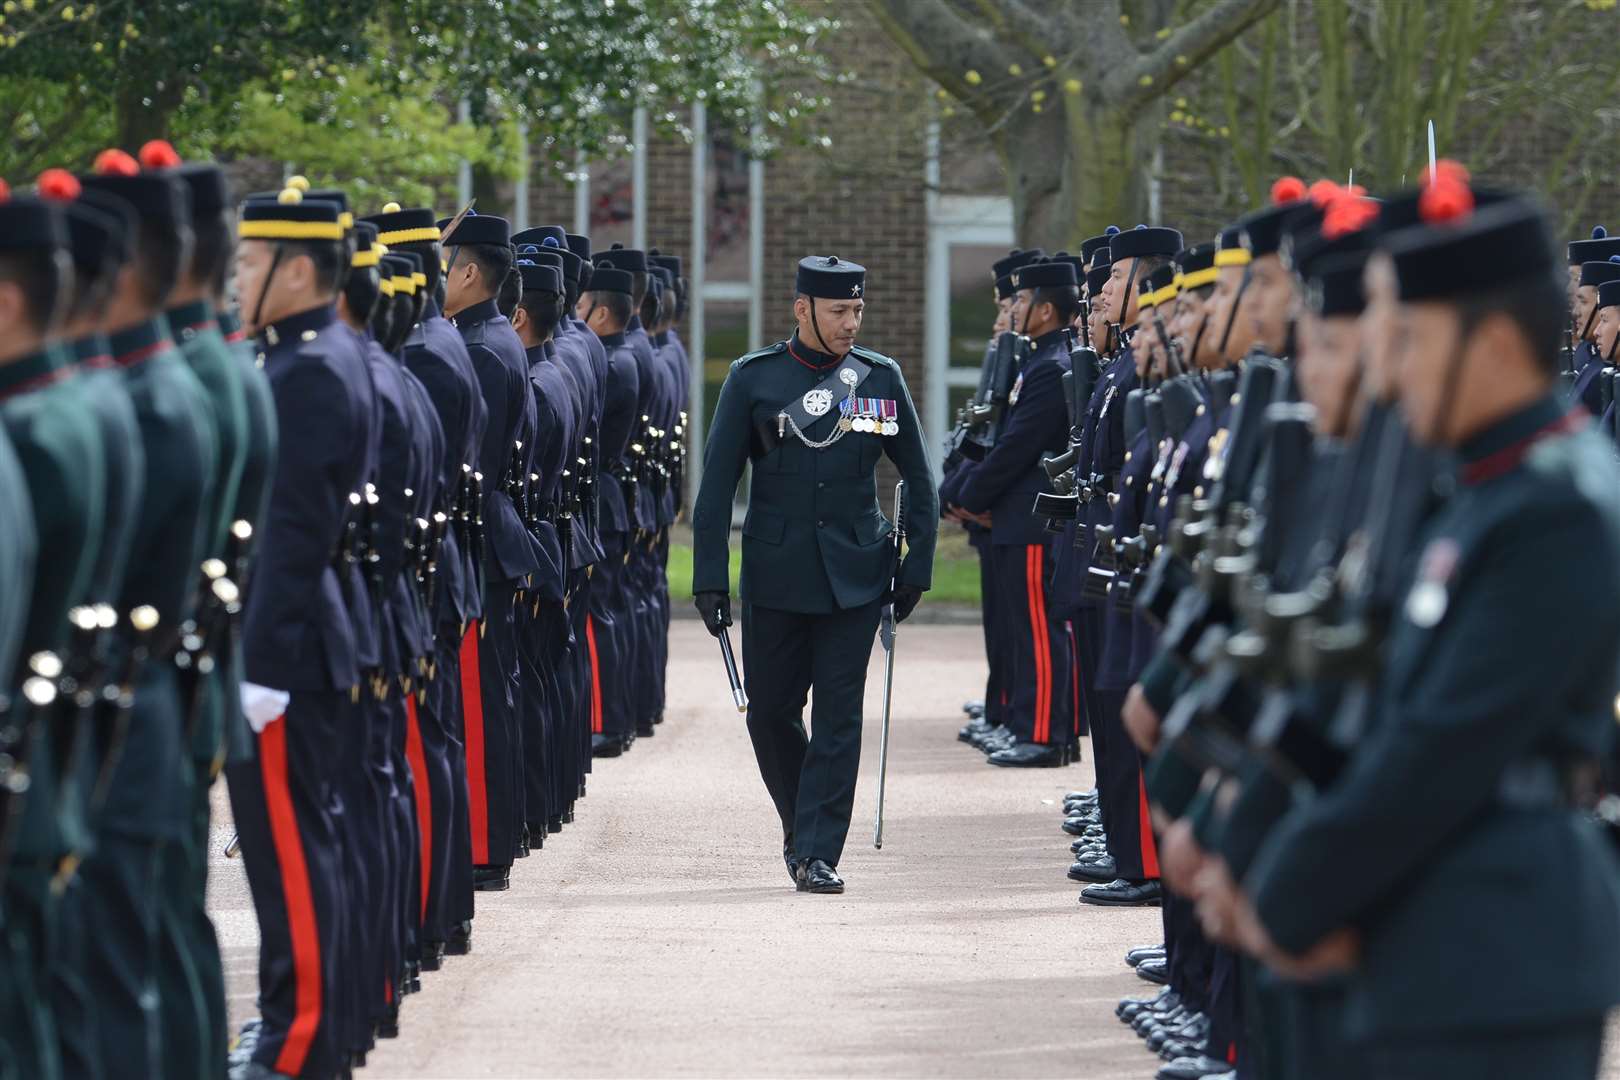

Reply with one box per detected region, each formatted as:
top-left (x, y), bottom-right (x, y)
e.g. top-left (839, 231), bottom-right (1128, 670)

top-left (951, 359), bottom-right (1064, 513)
top-left (882, 366), bottom-right (939, 591)
top-left (690, 363), bottom-right (751, 596)
top-left (1244, 502), bottom-right (1617, 954)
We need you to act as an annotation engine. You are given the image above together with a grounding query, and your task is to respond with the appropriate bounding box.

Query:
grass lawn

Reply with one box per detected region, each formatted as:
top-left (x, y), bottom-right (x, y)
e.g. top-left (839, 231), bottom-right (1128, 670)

top-left (665, 521), bottom-right (982, 606)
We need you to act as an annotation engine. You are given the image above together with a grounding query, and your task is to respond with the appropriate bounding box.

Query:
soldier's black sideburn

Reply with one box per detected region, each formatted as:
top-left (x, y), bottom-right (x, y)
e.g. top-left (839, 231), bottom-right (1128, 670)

top-left (281, 239), bottom-right (344, 295)
top-left (188, 209), bottom-right (235, 300)
top-left (0, 249), bottom-right (64, 334)
top-left (1458, 273), bottom-right (1566, 377)
top-left (135, 217), bottom-right (191, 310)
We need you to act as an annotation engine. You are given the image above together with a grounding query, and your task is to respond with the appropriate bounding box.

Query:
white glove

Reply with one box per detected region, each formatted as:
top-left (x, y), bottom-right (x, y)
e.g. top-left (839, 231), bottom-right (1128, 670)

top-left (240, 682), bottom-right (290, 734)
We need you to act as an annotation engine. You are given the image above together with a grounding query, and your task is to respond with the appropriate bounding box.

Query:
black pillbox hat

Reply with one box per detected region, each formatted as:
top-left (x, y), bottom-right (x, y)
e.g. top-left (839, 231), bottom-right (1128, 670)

top-left (1110, 225), bottom-right (1183, 261)
top-left (517, 259), bottom-right (563, 294)
top-left (1568, 227), bottom-right (1620, 266)
top-left (79, 171), bottom-right (187, 226)
top-left (796, 255), bottom-right (866, 299)
top-left (1579, 258), bottom-right (1620, 288)
top-left (440, 209), bottom-right (510, 248)
top-left (597, 244), bottom-right (647, 273)
top-left (1598, 278), bottom-right (1620, 311)
top-left (1085, 261), bottom-right (1112, 296)
top-left (175, 164), bottom-right (230, 217)
top-left (1081, 231), bottom-right (1117, 268)
top-left (1388, 196), bottom-right (1557, 303)
top-left (0, 195), bottom-right (66, 254)
top-left (649, 249), bottom-right (683, 278)
top-left (588, 266), bottom-right (633, 296)
top-left (1012, 257), bottom-right (1077, 290)
top-left (364, 206), bottom-right (439, 246)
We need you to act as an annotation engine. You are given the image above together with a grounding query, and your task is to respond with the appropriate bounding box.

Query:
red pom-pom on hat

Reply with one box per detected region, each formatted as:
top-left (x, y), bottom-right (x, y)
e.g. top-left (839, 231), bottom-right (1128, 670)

top-left (36, 169), bottom-right (81, 201)
top-left (1419, 178), bottom-right (1474, 225)
top-left (1426, 158), bottom-right (1470, 186)
top-left (1270, 175), bottom-right (1307, 205)
top-left (1307, 179), bottom-right (1342, 208)
top-left (0, 178), bottom-right (10, 204)
top-left (138, 139), bottom-right (182, 169)
top-left (93, 149), bottom-right (140, 177)
top-left (1321, 195), bottom-right (1379, 240)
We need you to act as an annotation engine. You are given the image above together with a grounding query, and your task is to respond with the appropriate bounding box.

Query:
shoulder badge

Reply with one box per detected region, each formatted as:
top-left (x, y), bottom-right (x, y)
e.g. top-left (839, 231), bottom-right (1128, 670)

top-left (849, 343), bottom-right (898, 370)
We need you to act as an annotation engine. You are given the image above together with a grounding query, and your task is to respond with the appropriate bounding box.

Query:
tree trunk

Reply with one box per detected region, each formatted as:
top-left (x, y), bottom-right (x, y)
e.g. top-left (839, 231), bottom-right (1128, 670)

top-left (1000, 97), bottom-right (1153, 249)
top-left (115, 78), bottom-right (183, 149)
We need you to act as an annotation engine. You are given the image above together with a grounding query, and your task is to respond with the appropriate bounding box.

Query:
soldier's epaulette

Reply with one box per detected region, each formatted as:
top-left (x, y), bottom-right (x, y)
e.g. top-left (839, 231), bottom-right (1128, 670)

top-left (849, 343), bottom-right (899, 370)
top-left (405, 325), bottom-right (427, 349)
top-left (460, 320), bottom-right (489, 347)
top-left (732, 340), bottom-right (789, 369)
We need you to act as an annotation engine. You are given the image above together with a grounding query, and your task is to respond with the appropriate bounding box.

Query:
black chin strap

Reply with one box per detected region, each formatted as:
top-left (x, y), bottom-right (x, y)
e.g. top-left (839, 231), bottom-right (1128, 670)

top-left (1106, 257), bottom-right (1143, 349)
top-left (1429, 324), bottom-right (1472, 445)
top-left (252, 244), bottom-right (288, 335)
top-left (1581, 303), bottom-right (1599, 342)
top-left (1188, 312), bottom-right (1210, 371)
top-left (808, 298), bottom-right (838, 356)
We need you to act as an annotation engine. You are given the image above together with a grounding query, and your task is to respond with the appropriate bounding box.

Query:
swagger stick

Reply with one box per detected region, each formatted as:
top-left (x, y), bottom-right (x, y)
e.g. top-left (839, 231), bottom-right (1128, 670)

top-left (874, 480), bottom-right (907, 849)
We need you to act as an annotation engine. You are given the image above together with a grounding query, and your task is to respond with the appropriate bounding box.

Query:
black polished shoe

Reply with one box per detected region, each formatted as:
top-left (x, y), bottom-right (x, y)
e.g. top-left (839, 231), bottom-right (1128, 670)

top-left (473, 865), bottom-right (511, 892)
top-left (419, 940), bottom-right (445, 971)
top-left (957, 718), bottom-right (993, 743)
top-left (590, 733), bottom-right (624, 758)
top-left (405, 961), bottom-right (422, 994)
top-left (962, 698), bottom-right (985, 717)
top-left (797, 858), bottom-right (844, 894)
top-left (516, 826), bottom-right (531, 858)
top-left (562, 807), bottom-right (575, 824)
top-left (229, 1063), bottom-right (295, 1080)
top-left (1135, 956), bottom-right (1170, 984)
top-left (973, 726), bottom-right (1014, 753)
top-left (783, 834), bottom-right (801, 884)
top-left (1126, 943), bottom-right (1166, 967)
top-left (1158, 1054), bottom-right (1235, 1080)
top-left (988, 741), bottom-right (1074, 767)
top-left (635, 719), bottom-right (656, 738)
top-left (445, 920), bottom-right (473, 956)
top-left (1081, 878), bottom-right (1163, 907)
top-left (1118, 988), bottom-right (1177, 1022)
top-left (547, 814), bottom-right (564, 834)
top-left (1061, 814), bottom-right (1102, 836)
top-left (377, 1002), bottom-right (400, 1040)
top-left (1067, 855), bottom-right (1117, 884)
top-left (1071, 836), bottom-right (1108, 854)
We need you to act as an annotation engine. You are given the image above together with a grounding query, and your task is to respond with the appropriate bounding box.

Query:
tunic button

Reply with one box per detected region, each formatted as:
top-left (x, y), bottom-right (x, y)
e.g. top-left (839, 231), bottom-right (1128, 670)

top-left (817, 519), bottom-right (826, 528)
top-left (817, 481), bottom-right (825, 489)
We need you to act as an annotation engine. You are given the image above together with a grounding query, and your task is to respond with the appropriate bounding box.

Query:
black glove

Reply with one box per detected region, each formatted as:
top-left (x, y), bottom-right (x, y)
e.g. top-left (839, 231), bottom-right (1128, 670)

top-left (694, 591), bottom-right (732, 637)
top-left (889, 584), bottom-right (924, 623)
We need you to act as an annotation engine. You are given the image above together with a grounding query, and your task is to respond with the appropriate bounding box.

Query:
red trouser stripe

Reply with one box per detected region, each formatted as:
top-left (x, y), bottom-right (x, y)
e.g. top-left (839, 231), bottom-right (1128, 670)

top-left (403, 694), bottom-right (432, 920)
top-left (460, 621), bottom-right (489, 865)
top-left (260, 717), bottom-right (323, 1077)
top-left (1026, 545), bottom-right (1052, 744)
top-left (585, 615), bottom-right (604, 735)
top-left (1137, 769), bottom-right (1161, 878)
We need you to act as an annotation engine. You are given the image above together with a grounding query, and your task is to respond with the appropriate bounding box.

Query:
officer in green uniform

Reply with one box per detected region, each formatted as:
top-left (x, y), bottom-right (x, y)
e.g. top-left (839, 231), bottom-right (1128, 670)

top-left (691, 256), bottom-right (938, 894)
top-left (79, 148), bottom-right (220, 1077)
top-left (1232, 193), bottom-right (1620, 1077)
top-left (0, 187), bottom-right (108, 1080)
top-left (158, 151), bottom-right (252, 1080)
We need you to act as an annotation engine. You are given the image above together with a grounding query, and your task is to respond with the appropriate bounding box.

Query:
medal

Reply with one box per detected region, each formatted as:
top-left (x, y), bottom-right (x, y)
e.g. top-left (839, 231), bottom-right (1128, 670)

top-left (838, 416), bottom-right (853, 432)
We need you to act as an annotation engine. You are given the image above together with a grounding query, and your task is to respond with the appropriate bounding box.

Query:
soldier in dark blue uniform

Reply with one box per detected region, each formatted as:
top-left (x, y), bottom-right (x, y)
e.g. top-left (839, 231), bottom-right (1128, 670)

top-left (691, 256), bottom-right (938, 894)
top-left (1564, 227), bottom-right (1620, 414)
top-left (0, 186), bottom-right (107, 1080)
top-left (579, 263), bottom-right (642, 759)
top-left (364, 202), bottom-right (485, 964)
top-left (440, 210), bottom-right (544, 892)
top-left (510, 256), bottom-right (579, 849)
top-left (225, 189), bottom-right (373, 1080)
top-left (944, 256), bottom-right (1076, 767)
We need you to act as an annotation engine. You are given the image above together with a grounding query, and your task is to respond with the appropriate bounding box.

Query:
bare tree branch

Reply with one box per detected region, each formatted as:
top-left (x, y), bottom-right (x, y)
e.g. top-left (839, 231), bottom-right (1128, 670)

top-left (1111, 0), bottom-right (1282, 112)
top-left (861, 0), bottom-right (1019, 120)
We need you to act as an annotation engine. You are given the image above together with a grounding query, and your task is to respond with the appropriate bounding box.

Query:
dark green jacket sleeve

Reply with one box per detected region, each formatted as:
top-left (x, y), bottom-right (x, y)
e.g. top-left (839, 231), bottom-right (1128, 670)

top-left (690, 359), bottom-right (751, 596)
top-left (881, 364), bottom-right (938, 590)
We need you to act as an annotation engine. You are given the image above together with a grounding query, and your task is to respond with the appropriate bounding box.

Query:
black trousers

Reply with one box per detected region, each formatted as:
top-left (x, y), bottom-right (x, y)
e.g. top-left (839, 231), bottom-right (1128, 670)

top-left (975, 540), bottom-right (1006, 728)
top-left (990, 543), bottom-right (1073, 746)
top-left (465, 583), bottom-right (523, 868)
top-left (1074, 607), bottom-right (1107, 808)
top-left (224, 691), bottom-right (346, 1079)
top-left (1095, 686), bottom-right (1159, 880)
top-left (741, 599), bottom-right (883, 868)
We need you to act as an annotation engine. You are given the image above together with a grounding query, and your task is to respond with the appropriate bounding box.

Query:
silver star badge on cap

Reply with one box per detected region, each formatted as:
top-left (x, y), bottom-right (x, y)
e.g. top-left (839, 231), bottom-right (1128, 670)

top-left (852, 283), bottom-right (863, 296)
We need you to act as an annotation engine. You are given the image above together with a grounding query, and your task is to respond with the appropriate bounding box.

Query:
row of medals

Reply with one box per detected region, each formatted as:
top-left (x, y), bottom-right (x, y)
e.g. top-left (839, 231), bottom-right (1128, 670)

top-left (839, 411), bottom-right (899, 436)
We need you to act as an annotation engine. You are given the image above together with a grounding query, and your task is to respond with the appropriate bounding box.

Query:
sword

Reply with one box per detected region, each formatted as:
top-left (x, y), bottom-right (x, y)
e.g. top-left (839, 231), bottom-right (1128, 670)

top-left (718, 624), bottom-right (747, 713)
top-left (874, 480), bottom-right (907, 850)
top-left (224, 831), bottom-right (241, 858)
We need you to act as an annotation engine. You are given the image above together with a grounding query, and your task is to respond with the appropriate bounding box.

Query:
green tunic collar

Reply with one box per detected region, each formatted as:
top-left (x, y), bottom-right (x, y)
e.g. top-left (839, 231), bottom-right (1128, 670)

top-left (108, 317), bottom-right (174, 368)
top-left (1458, 393), bottom-right (1572, 485)
top-left (0, 343), bottom-right (71, 400)
top-left (165, 299), bottom-right (218, 338)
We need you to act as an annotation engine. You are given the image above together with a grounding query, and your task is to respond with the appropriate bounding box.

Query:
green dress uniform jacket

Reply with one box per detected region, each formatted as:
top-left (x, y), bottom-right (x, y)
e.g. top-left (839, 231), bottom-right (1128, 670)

top-left (170, 300), bottom-right (249, 770)
top-left (101, 319), bottom-right (219, 841)
top-left (691, 336), bottom-right (938, 612)
top-left (0, 347), bottom-right (106, 861)
top-left (1247, 395), bottom-right (1620, 1042)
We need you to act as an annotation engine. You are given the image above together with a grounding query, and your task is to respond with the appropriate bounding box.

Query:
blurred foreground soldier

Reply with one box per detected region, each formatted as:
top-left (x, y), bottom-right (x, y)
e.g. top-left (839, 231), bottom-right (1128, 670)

top-left (1235, 190), bottom-right (1620, 1078)
top-left (78, 148), bottom-right (222, 1078)
top-left (226, 187), bottom-right (372, 1080)
top-left (691, 256), bottom-right (938, 893)
top-left (0, 185), bottom-right (105, 1080)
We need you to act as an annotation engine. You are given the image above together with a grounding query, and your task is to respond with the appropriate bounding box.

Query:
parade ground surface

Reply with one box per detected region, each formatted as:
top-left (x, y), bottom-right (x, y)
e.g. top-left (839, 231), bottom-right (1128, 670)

top-left (206, 621), bottom-right (1620, 1078)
